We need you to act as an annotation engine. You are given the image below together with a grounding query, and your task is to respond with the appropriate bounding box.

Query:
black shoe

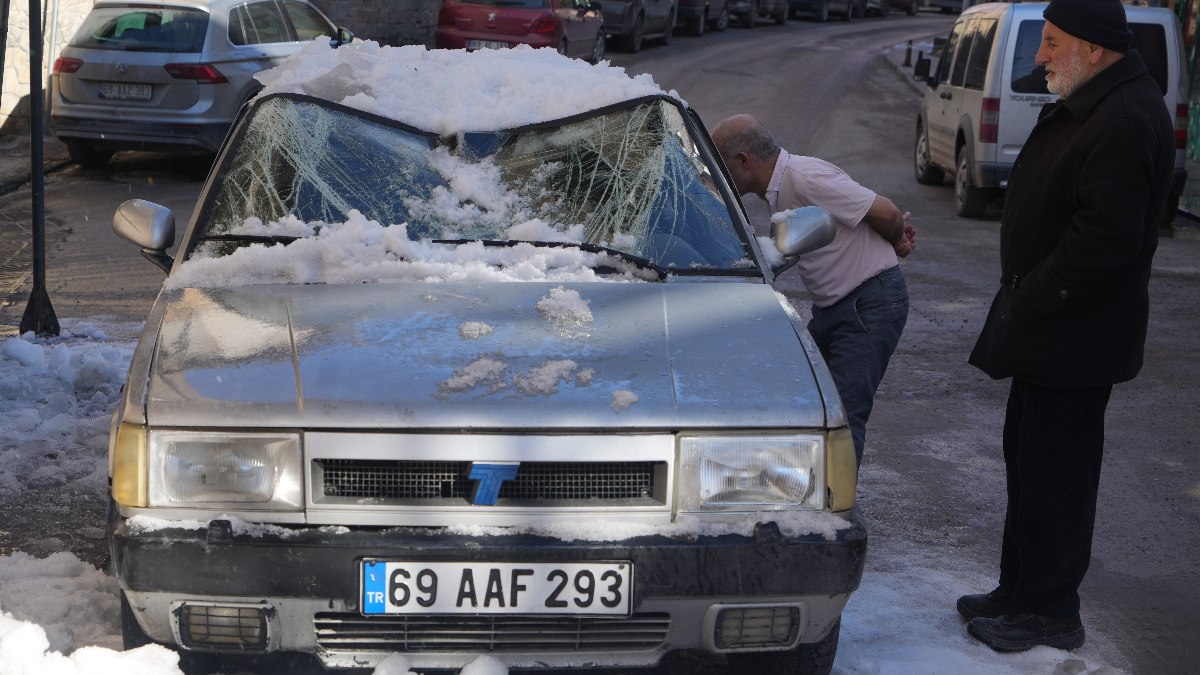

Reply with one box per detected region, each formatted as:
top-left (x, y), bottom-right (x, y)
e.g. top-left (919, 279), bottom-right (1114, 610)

top-left (956, 588), bottom-right (1013, 620)
top-left (967, 613), bottom-right (1086, 652)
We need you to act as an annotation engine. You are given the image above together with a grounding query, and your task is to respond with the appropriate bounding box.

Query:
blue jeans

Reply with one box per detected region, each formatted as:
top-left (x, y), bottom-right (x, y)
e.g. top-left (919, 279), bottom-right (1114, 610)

top-left (807, 265), bottom-right (909, 465)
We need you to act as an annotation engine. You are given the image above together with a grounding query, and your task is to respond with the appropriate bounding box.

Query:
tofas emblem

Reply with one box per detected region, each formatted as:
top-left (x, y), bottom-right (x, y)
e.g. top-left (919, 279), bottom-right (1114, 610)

top-left (467, 462), bottom-right (519, 505)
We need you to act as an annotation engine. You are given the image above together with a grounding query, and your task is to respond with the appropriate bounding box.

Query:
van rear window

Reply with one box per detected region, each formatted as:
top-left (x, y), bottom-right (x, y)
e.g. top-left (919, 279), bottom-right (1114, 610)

top-left (1010, 20), bottom-right (1169, 95)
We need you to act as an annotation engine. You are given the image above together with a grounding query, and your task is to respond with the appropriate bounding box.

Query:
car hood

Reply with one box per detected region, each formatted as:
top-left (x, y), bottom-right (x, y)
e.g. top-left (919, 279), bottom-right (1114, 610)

top-left (140, 281), bottom-right (828, 429)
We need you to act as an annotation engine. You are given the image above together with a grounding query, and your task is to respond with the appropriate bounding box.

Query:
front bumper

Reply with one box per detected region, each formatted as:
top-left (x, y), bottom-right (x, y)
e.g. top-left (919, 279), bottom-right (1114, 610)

top-left (112, 509), bottom-right (867, 670)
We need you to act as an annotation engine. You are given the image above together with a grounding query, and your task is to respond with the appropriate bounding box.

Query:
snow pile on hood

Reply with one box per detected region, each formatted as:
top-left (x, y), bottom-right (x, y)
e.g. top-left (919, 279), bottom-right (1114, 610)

top-left (255, 41), bottom-right (679, 133)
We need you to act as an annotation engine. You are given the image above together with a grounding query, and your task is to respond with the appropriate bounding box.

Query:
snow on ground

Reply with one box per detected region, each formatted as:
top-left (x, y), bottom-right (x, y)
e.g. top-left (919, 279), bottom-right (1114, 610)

top-left (0, 325), bottom-right (1129, 674)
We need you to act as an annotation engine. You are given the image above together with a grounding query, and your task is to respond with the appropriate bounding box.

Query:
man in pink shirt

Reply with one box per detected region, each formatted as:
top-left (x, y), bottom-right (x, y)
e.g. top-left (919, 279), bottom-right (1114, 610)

top-left (712, 114), bottom-right (916, 465)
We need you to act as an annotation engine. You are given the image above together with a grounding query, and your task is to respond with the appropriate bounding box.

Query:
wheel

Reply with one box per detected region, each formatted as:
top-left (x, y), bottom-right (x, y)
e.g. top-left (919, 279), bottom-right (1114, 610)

top-left (852, 0), bottom-right (864, 18)
top-left (813, 0), bottom-right (829, 22)
top-left (914, 123), bottom-right (944, 185)
top-left (661, 9), bottom-right (676, 44)
top-left (955, 145), bottom-right (989, 218)
top-left (621, 14), bottom-right (645, 51)
top-left (742, 2), bottom-right (759, 27)
top-left (557, 39), bottom-right (568, 56)
top-left (726, 619), bottom-right (841, 675)
top-left (589, 31), bottom-right (606, 63)
top-left (713, 5), bottom-right (730, 30)
top-left (907, 0), bottom-right (918, 15)
top-left (690, 10), bottom-right (706, 36)
top-left (774, 4), bottom-right (787, 24)
top-left (841, 0), bottom-right (852, 20)
top-left (65, 140), bottom-right (113, 169)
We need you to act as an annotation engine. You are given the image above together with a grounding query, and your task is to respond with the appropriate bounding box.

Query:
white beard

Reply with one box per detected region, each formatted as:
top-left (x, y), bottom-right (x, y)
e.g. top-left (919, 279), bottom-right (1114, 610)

top-left (1045, 43), bottom-right (1091, 98)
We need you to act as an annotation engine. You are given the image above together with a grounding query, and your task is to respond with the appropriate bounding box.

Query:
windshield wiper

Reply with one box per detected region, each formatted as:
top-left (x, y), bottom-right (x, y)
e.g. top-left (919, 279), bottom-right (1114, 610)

top-left (433, 239), bottom-right (667, 280)
top-left (198, 234), bottom-right (300, 246)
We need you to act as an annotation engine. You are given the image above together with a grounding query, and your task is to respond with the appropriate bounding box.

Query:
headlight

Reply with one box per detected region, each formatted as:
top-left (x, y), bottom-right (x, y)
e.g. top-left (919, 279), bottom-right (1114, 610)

top-left (147, 431), bottom-right (303, 509)
top-left (678, 434), bottom-right (825, 513)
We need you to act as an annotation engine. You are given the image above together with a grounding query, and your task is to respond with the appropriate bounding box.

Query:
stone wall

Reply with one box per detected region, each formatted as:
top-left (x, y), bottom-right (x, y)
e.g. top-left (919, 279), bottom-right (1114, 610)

top-left (0, 0), bottom-right (442, 135)
top-left (1, 0), bottom-right (93, 135)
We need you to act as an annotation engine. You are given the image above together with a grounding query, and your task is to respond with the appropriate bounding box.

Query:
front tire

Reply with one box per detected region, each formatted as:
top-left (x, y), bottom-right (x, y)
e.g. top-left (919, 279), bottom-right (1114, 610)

top-left (589, 31), bottom-right (606, 63)
top-left (690, 10), bottom-right (706, 36)
top-left (661, 9), bottom-right (676, 44)
top-left (955, 145), bottom-right (989, 218)
top-left (621, 14), bottom-right (645, 51)
top-left (713, 5), bottom-right (730, 29)
top-left (906, 0), bottom-right (918, 15)
top-left (813, 0), bottom-right (829, 22)
top-left (726, 619), bottom-right (841, 675)
top-left (841, 0), bottom-right (853, 20)
top-left (914, 123), bottom-right (944, 185)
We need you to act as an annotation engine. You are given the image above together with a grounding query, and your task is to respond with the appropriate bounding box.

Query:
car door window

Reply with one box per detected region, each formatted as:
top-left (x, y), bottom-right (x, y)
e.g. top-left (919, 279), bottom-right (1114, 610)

top-left (283, 1), bottom-right (336, 40)
top-left (950, 18), bottom-right (979, 87)
top-left (229, 1), bottom-right (293, 45)
top-left (963, 18), bottom-right (996, 90)
top-left (935, 19), bottom-right (967, 86)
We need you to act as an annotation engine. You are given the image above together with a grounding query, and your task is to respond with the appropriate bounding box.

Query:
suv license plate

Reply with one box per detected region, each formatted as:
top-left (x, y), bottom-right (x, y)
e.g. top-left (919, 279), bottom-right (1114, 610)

top-left (99, 82), bottom-right (152, 100)
top-left (361, 560), bottom-right (632, 615)
top-left (467, 39), bottom-right (508, 50)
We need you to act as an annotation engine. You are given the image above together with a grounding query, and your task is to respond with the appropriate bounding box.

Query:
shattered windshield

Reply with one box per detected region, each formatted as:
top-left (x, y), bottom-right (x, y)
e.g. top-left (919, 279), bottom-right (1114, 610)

top-left (193, 95), bottom-right (753, 274)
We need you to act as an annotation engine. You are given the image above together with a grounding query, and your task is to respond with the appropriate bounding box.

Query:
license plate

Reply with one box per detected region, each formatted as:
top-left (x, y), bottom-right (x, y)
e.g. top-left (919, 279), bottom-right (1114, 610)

top-left (99, 82), bottom-right (151, 101)
top-left (467, 39), bottom-right (509, 50)
top-left (360, 560), bottom-right (632, 615)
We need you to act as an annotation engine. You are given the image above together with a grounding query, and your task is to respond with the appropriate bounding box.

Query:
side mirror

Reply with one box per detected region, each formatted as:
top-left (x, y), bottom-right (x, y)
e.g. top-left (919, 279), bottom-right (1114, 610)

top-left (113, 199), bottom-right (176, 273)
top-left (330, 27), bottom-right (354, 48)
top-left (913, 57), bottom-right (931, 83)
top-left (771, 206), bottom-right (835, 259)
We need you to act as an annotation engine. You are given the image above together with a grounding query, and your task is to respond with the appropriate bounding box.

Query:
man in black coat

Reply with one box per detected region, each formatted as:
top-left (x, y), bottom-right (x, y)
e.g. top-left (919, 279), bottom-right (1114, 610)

top-left (961, 0), bottom-right (1174, 652)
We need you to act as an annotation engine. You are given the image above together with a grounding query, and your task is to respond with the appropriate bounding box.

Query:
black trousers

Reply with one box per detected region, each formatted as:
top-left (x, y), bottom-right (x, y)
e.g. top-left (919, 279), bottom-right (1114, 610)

top-left (998, 378), bottom-right (1112, 618)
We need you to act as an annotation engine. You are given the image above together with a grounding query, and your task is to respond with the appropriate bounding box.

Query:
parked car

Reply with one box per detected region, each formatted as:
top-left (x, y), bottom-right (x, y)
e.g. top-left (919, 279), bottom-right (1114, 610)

top-left (435, 0), bottom-right (605, 63)
top-left (676, 0), bottom-right (732, 35)
top-left (601, 0), bottom-right (676, 51)
top-left (106, 42), bottom-right (865, 674)
top-left (886, 0), bottom-right (920, 17)
top-left (730, 0), bottom-right (788, 27)
top-left (929, 0), bottom-right (981, 13)
top-left (49, 0), bottom-right (352, 169)
top-left (789, 0), bottom-right (853, 22)
top-left (913, 2), bottom-right (1188, 218)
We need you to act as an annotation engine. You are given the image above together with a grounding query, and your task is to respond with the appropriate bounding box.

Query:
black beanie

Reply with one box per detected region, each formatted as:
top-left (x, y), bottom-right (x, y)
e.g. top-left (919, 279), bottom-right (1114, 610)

top-left (1043, 0), bottom-right (1133, 53)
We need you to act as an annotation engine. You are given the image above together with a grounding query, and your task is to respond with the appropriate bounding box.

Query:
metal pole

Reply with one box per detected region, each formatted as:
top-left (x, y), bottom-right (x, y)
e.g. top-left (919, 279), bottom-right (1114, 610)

top-left (20, 0), bottom-right (58, 336)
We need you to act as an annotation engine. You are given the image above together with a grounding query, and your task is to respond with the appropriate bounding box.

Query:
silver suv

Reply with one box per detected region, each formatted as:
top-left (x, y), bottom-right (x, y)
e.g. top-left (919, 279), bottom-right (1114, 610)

top-left (50, 0), bottom-right (351, 168)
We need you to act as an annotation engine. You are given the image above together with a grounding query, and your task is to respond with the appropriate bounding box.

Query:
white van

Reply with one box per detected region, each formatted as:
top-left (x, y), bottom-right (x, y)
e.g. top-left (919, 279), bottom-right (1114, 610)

top-left (912, 2), bottom-right (1188, 219)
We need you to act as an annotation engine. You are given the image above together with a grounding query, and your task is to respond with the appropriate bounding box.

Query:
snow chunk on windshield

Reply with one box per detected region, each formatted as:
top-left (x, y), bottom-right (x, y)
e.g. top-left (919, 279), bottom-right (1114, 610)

top-left (536, 286), bottom-right (593, 327)
top-left (256, 41), bottom-right (679, 133)
top-left (167, 211), bottom-right (653, 289)
top-left (458, 322), bottom-right (494, 340)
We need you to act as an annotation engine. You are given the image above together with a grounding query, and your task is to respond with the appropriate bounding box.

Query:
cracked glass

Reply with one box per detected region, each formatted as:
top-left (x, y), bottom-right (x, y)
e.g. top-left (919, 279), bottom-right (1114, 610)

top-left (196, 96), bottom-right (753, 272)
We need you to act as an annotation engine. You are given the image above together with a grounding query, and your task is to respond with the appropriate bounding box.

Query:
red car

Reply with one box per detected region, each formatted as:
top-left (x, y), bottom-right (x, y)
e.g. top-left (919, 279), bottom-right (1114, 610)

top-left (436, 0), bottom-right (606, 63)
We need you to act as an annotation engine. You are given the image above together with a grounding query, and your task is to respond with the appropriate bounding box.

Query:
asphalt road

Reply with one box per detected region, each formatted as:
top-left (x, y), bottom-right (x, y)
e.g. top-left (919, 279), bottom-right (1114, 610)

top-left (1, 10), bottom-right (1197, 674)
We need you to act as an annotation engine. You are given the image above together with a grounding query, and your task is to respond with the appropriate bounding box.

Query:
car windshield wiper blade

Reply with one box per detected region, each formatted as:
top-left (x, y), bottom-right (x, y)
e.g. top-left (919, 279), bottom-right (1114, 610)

top-left (198, 234), bottom-right (300, 245)
top-left (433, 239), bottom-right (667, 280)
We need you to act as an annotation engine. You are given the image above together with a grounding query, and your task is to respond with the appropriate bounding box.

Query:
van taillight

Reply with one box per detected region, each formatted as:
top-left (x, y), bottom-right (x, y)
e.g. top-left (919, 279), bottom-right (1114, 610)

top-left (979, 98), bottom-right (999, 144)
top-left (163, 63), bottom-right (227, 84)
top-left (53, 57), bottom-right (83, 74)
top-left (1176, 103), bottom-right (1188, 150)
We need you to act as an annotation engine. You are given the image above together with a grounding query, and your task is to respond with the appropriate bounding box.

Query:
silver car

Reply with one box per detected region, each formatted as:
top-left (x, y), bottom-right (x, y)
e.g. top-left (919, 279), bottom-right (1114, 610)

top-left (108, 46), bottom-right (865, 674)
top-left (50, 0), bottom-right (351, 168)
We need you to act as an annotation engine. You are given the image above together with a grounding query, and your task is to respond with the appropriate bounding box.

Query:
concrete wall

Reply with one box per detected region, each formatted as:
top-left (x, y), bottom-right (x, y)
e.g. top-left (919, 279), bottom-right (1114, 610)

top-left (0, 0), bottom-right (442, 135)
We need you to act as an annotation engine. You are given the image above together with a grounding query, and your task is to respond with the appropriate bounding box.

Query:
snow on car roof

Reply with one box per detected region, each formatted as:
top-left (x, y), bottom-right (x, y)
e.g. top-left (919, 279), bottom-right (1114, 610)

top-left (254, 40), bottom-right (681, 134)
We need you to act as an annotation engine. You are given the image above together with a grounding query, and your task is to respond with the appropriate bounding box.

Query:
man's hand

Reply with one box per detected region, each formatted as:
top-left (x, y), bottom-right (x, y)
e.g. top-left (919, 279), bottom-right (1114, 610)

top-left (893, 212), bottom-right (917, 258)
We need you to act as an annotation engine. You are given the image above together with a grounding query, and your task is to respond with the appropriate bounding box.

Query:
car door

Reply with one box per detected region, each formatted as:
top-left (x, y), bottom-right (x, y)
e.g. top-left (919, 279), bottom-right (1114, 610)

top-left (925, 17), bottom-right (970, 169)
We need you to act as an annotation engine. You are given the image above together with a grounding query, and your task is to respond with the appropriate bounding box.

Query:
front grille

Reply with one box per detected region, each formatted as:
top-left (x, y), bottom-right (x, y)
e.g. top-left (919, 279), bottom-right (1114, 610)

top-left (314, 459), bottom-right (665, 506)
top-left (313, 612), bottom-right (671, 652)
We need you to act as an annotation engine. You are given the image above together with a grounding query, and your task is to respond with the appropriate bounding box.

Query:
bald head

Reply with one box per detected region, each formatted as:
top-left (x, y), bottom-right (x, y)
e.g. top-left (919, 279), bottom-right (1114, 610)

top-left (711, 114), bottom-right (780, 199)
